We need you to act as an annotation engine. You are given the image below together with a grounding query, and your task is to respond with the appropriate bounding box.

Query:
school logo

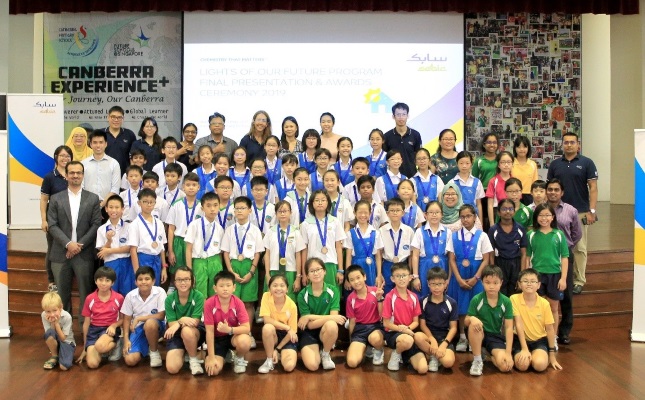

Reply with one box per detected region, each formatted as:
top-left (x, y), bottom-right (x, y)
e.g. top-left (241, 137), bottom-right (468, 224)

top-left (132, 27), bottom-right (151, 48)
top-left (151, 309), bottom-right (158, 314)
top-left (265, 215), bottom-right (272, 223)
top-left (66, 25), bottom-right (99, 57)
top-left (120, 238), bottom-right (127, 244)
top-left (157, 235), bottom-right (163, 241)
top-left (226, 213), bottom-right (233, 221)
top-left (439, 240), bottom-right (445, 245)
top-left (403, 245), bottom-right (410, 250)
top-left (212, 241), bottom-right (219, 248)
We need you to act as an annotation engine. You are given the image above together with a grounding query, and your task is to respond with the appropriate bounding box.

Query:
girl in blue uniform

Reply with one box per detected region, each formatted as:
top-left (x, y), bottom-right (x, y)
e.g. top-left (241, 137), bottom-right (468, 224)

top-left (367, 129), bottom-right (387, 179)
top-left (334, 137), bottom-right (355, 187)
top-left (344, 200), bottom-right (384, 286)
top-left (195, 145), bottom-right (216, 200)
top-left (411, 201), bottom-right (451, 299)
top-left (412, 148), bottom-right (443, 211)
top-left (298, 129), bottom-right (320, 174)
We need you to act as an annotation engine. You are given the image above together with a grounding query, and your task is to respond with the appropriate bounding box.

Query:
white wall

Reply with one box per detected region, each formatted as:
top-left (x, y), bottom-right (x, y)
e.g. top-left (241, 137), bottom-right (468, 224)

top-left (610, 13), bottom-right (641, 205)
top-left (0, 0), bottom-right (8, 93)
top-left (582, 14), bottom-right (611, 202)
top-left (8, 13), bottom-right (35, 93)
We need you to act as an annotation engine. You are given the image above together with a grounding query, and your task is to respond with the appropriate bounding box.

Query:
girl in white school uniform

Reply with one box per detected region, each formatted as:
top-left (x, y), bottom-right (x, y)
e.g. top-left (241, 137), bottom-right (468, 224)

top-left (375, 149), bottom-right (407, 202)
top-left (262, 200), bottom-right (306, 302)
top-left (323, 170), bottom-right (354, 232)
top-left (344, 200), bottom-right (384, 287)
top-left (396, 180), bottom-right (426, 230)
top-left (285, 167), bottom-right (311, 226)
top-left (410, 201), bottom-right (452, 299)
top-left (299, 190), bottom-right (347, 289)
top-left (411, 148), bottom-right (444, 211)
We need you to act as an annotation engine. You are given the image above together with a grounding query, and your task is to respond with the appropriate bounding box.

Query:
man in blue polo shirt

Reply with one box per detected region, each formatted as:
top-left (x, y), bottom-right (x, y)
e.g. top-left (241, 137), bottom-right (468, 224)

top-left (104, 105), bottom-right (136, 175)
top-left (547, 132), bottom-right (598, 295)
top-left (383, 102), bottom-right (422, 179)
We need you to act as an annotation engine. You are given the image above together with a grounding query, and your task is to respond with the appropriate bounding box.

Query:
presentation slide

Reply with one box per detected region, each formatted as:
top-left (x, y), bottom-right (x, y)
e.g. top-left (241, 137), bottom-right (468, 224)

top-left (183, 12), bottom-right (464, 155)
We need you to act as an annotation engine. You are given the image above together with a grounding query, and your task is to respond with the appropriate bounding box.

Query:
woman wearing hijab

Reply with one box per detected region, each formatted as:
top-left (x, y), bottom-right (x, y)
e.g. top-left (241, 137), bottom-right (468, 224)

top-left (64, 127), bottom-right (93, 162)
top-left (440, 181), bottom-right (483, 232)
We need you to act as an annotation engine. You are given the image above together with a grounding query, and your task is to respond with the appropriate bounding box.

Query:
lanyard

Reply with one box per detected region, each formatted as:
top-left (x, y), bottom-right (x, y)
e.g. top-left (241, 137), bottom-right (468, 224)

top-left (184, 198), bottom-right (197, 226)
top-left (389, 228), bottom-right (403, 257)
top-left (460, 229), bottom-right (476, 258)
top-left (138, 214), bottom-right (158, 243)
top-left (356, 227), bottom-right (375, 258)
top-left (164, 187), bottom-right (179, 204)
top-left (201, 218), bottom-right (217, 252)
top-left (331, 194), bottom-right (341, 217)
top-left (295, 191), bottom-right (308, 224)
top-left (335, 158), bottom-right (352, 185)
top-left (404, 205), bottom-right (417, 227)
top-left (218, 200), bottom-right (232, 229)
top-left (428, 228), bottom-right (440, 255)
top-left (315, 215), bottom-right (329, 248)
top-left (278, 225), bottom-right (290, 259)
top-left (253, 202), bottom-right (268, 232)
top-left (235, 223), bottom-right (250, 256)
top-left (106, 219), bottom-right (124, 232)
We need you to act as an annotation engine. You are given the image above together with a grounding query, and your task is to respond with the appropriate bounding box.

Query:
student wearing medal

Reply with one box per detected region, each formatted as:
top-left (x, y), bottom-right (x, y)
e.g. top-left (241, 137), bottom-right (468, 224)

top-left (411, 148), bottom-right (443, 210)
top-left (220, 196), bottom-right (266, 349)
top-left (128, 188), bottom-right (168, 286)
top-left (323, 170), bottom-right (354, 232)
top-left (446, 204), bottom-right (494, 353)
top-left (411, 201), bottom-right (452, 299)
top-left (396, 180), bottom-right (426, 229)
top-left (299, 190), bottom-right (347, 289)
top-left (285, 167), bottom-right (311, 226)
top-left (378, 198), bottom-right (415, 295)
top-left (262, 200), bottom-right (306, 302)
top-left (343, 200), bottom-right (384, 287)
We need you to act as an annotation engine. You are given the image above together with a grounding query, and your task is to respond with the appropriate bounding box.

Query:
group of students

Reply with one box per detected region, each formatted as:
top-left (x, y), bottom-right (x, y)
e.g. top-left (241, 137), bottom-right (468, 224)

top-left (40, 123), bottom-right (568, 377)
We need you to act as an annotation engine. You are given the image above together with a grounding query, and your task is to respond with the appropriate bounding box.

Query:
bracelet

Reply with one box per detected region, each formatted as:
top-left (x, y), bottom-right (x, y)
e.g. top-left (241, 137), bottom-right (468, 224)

top-left (337, 269), bottom-right (344, 274)
top-left (162, 264), bottom-right (168, 269)
top-left (443, 339), bottom-right (450, 344)
top-left (548, 347), bottom-right (556, 352)
top-left (412, 274), bottom-right (419, 280)
top-left (475, 275), bottom-right (480, 281)
top-left (275, 347), bottom-right (282, 353)
top-left (250, 269), bottom-right (256, 276)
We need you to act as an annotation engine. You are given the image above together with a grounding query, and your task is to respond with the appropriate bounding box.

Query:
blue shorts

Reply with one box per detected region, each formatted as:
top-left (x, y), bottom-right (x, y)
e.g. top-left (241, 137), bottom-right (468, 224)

top-left (44, 328), bottom-right (76, 369)
top-left (298, 328), bottom-right (323, 349)
top-left (165, 323), bottom-right (206, 351)
top-left (429, 330), bottom-right (455, 352)
top-left (351, 323), bottom-right (384, 345)
top-left (105, 257), bottom-right (135, 296)
top-left (127, 320), bottom-right (165, 357)
top-left (276, 329), bottom-right (298, 352)
top-left (214, 335), bottom-right (235, 358)
top-left (86, 325), bottom-right (121, 349)
top-left (384, 331), bottom-right (422, 363)
top-left (512, 336), bottom-right (548, 355)
top-left (537, 272), bottom-right (562, 301)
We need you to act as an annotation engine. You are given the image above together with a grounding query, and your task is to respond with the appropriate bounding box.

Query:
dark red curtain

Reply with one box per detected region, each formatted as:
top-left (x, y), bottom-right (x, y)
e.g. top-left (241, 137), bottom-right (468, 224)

top-left (10, 0), bottom-right (639, 15)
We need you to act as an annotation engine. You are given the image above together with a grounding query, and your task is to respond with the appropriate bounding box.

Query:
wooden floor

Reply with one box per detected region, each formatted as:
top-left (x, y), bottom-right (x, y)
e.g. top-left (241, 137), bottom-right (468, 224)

top-left (1, 327), bottom-right (645, 399)
top-left (2, 201), bottom-right (640, 399)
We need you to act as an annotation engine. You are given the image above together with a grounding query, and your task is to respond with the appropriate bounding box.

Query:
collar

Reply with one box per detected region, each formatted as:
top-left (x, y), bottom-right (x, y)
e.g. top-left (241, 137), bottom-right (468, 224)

top-left (461, 226), bottom-right (478, 236)
top-left (68, 187), bottom-right (82, 196)
top-left (235, 221), bottom-right (250, 229)
top-left (424, 223), bottom-right (445, 233)
top-left (562, 153), bottom-right (580, 162)
top-left (387, 170), bottom-right (402, 179)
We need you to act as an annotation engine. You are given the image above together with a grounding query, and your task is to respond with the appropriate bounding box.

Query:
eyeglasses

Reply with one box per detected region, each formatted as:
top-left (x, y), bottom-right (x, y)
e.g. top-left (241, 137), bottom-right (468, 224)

top-left (67, 171), bottom-right (83, 176)
top-left (393, 274), bottom-right (410, 280)
top-left (520, 280), bottom-right (539, 285)
top-left (444, 193), bottom-right (457, 197)
top-left (109, 115), bottom-right (124, 120)
top-left (234, 207), bottom-right (249, 211)
top-left (538, 214), bottom-right (553, 218)
top-left (316, 157), bottom-right (329, 161)
top-left (394, 113), bottom-right (408, 118)
top-left (427, 211), bottom-right (441, 216)
top-left (499, 207), bottom-right (515, 213)
top-left (313, 199), bottom-right (327, 204)
top-left (499, 160), bottom-right (513, 165)
top-left (485, 141), bottom-right (498, 145)
top-left (175, 278), bottom-right (191, 283)
top-left (276, 209), bottom-right (290, 214)
top-left (460, 214), bottom-right (475, 219)
top-left (216, 186), bottom-right (233, 191)
top-left (140, 200), bottom-right (155, 205)
top-left (415, 157), bottom-right (429, 161)
top-left (144, 125), bottom-right (156, 129)
top-left (387, 209), bottom-right (403, 214)
top-left (309, 268), bottom-right (325, 275)
top-left (441, 138), bottom-right (456, 142)
top-left (429, 282), bottom-right (445, 287)
top-left (506, 189), bottom-right (522, 194)
top-left (255, 118), bottom-right (268, 123)
top-left (184, 130), bottom-right (197, 134)
top-left (57, 154), bottom-right (72, 159)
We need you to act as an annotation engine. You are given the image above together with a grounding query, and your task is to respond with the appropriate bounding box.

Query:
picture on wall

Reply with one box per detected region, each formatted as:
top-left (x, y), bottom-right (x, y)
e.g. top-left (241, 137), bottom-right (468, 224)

top-left (465, 12), bottom-right (581, 174)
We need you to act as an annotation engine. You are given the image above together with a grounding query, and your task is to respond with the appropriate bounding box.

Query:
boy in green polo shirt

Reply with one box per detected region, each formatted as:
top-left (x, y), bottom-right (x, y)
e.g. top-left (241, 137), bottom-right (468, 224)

top-left (465, 265), bottom-right (514, 376)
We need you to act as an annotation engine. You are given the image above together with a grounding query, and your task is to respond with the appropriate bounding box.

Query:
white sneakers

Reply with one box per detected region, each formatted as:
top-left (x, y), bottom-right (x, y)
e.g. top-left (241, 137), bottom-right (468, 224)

top-left (108, 338), bottom-right (123, 361)
top-left (428, 356), bottom-right (439, 372)
top-left (149, 350), bottom-right (162, 368)
top-left (258, 358), bottom-right (275, 374)
top-left (190, 359), bottom-right (204, 375)
top-left (456, 337), bottom-right (469, 352)
top-left (470, 359), bottom-right (484, 376)
top-left (387, 351), bottom-right (402, 371)
top-left (372, 348), bottom-right (385, 366)
top-left (320, 350), bottom-right (335, 370)
top-left (233, 353), bottom-right (248, 373)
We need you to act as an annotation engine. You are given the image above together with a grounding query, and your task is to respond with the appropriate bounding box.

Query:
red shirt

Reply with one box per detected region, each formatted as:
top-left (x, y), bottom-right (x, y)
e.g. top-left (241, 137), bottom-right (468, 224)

top-left (203, 295), bottom-right (249, 337)
top-left (346, 286), bottom-right (381, 324)
top-left (382, 288), bottom-right (420, 331)
top-left (81, 290), bottom-right (124, 327)
top-left (486, 173), bottom-right (509, 205)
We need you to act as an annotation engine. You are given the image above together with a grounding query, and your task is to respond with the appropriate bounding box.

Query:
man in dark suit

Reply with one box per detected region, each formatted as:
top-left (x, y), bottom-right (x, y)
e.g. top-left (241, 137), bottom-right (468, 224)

top-left (47, 161), bottom-right (102, 325)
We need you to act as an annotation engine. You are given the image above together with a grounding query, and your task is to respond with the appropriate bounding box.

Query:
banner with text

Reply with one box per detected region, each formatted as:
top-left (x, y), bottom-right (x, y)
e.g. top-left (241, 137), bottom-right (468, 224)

top-left (43, 12), bottom-right (182, 140)
top-left (8, 94), bottom-right (64, 229)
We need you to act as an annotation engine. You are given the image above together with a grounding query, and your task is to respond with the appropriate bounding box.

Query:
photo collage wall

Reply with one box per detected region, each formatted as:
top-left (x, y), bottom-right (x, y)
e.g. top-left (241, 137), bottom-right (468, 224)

top-left (465, 13), bottom-right (582, 173)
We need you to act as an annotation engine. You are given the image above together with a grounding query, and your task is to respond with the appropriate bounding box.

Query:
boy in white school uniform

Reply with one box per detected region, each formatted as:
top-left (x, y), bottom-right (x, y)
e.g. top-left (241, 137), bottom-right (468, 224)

top-left (120, 165), bottom-right (143, 222)
top-left (152, 137), bottom-right (188, 187)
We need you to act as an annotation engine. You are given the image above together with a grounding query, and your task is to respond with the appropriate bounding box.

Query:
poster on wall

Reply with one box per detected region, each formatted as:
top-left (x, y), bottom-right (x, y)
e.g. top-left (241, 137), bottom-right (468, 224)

top-left (464, 13), bottom-right (581, 178)
top-left (43, 12), bottom-right (182, 140)
top-left (8, 94), bottom-right (64, 229)
top-left (633, 129), bottom-right (645, 342)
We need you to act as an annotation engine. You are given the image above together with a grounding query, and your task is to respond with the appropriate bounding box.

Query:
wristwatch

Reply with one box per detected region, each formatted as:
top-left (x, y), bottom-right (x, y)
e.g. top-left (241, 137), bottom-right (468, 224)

top-left (228, 327), bottom-right (234, 336)
top-left (590, 209), bottom-right (596, 214)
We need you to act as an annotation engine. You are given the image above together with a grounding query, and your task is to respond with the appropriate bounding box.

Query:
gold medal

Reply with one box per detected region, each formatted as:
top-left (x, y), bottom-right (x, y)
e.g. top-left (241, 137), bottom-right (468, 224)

top-left (462, 259), bottom-right (470, 267)
top-left (321, 247), bottom-right (328, 254)
top-left (151, 242), bottom-right (158, 249)
top-left (237, 254), bottom-right (245, 261)
top-left (432, 255), bottom-right (440, 264)
top-left (279, 257), bottom-right (287, 266)
top-left (393, 256), bottom-right (400, 263)
top-left (423, 196), bottom-right (430, 204)
top-left (365, 257), bottom-right (373, 265)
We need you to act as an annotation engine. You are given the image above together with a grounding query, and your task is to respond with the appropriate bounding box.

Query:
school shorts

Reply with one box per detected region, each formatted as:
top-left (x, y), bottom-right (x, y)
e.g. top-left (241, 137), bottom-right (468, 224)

top-left (43, 328), bottom-right (76, 369)
top-left (170, 236), bottom-right (188, 274)
top-left (193, 255), bottom-right (223, 298)
top-left (127, 320), bottom-right (165, 357)
top-left (214, 335), bottom-right (235, 358)
top-left (512, 336), bottom-right (548, 355)
top-left (276, 329), bottom-right (298, 352)
top-left (537, 272), bottom-right (562, 301)
top-left (165, 323), bottom-right (206, 351)
top-left (429, 330), bottom-right (455, 352)
top-left (105, 257), bottom-right (135, 296)
top-left (231, 258), bottom-right (258, 302)
top-left (299, 328), bottom-right (323, 349)
top-left (85, 325), bottom-right (121, 349)
top-left (384, 331), bottom-right (422, 363)
top-left (351, 323), bottom-right (384, 345)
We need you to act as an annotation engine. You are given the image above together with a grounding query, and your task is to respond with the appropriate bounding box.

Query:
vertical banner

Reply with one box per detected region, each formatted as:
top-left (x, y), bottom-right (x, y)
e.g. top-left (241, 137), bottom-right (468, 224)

top-left (632, 129), bottom-right (645, 341)
top-left (8, 94), bottom-right (64, 229)
top-left (0, 128), bottom-right (9, 337)
top-left (43, 12), bottom-right (182, 139)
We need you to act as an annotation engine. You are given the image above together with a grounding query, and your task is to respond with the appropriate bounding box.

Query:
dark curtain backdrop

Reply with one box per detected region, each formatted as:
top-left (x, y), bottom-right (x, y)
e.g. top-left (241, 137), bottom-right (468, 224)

top-left (10, 0), bottom-right (639, 15)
